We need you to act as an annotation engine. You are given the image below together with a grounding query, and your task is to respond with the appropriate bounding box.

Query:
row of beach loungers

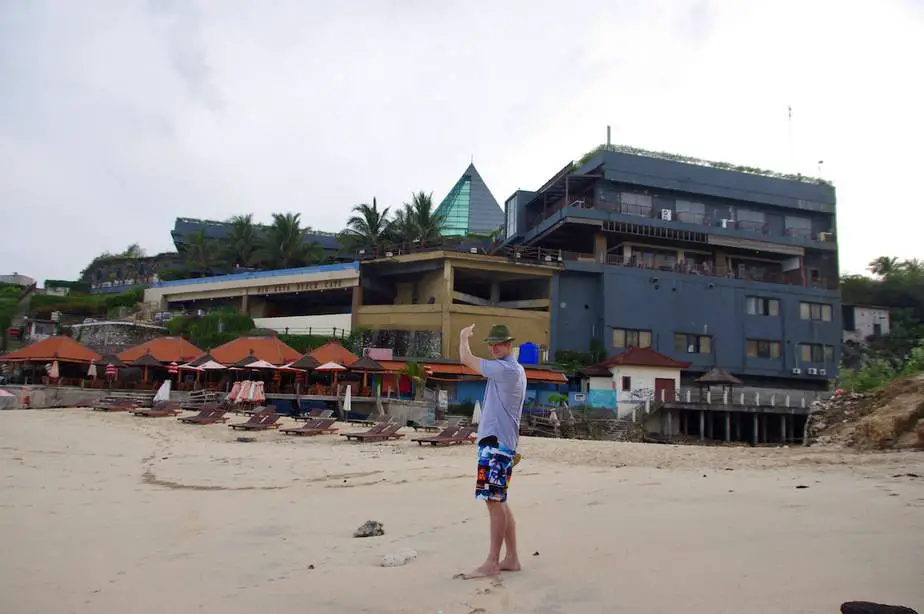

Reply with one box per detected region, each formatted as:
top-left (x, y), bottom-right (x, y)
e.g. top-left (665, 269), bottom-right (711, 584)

top-left (85, 400), bottom-right (476, 446)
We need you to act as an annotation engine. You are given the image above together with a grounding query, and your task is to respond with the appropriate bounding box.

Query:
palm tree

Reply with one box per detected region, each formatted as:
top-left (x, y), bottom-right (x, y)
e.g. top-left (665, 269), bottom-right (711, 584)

top-left (393, 191), bottom-right (444, 246)
top-left (868, 256), bottom-right (901, 277)
top-left (401, 361), bottom-right (429, 401)
top-left (900, 258), bottom-right (924, 275)
top-left (180, 231), bottom-right (215, 277)
top-left (342, 198), bottom-right (391, 254)
top-left (259, 212), bottom-right (321, 269)
top-left (223, 214), bottom-right (260, 268)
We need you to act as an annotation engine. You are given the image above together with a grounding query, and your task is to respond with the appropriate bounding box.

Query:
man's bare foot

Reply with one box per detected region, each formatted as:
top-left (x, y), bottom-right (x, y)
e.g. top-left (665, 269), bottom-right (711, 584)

top-left (457, 562), bottom-right (500, 579)
top-left (499, 558), bottom-right (521, 572)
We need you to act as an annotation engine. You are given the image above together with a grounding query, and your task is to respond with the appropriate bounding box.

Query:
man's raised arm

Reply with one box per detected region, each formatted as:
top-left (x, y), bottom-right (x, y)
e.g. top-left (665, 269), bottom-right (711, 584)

top-left (459, 323), bottom-right (484, 375)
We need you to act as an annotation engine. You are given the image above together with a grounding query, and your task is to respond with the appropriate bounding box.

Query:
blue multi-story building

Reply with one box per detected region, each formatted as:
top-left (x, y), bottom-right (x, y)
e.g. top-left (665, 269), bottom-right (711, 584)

top-left (501, 146), bottom-right (840, 390)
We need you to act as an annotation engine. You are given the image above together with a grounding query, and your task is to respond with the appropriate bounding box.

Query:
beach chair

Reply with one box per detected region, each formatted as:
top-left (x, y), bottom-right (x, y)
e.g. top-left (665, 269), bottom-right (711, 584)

top-left (340, 421), bottom-right (388, 440)
top-left (410, 425), bottom-right (460, 445)
top-left (280, 417), bottom-right (338, 436)
top-left (93, 399), bottom-right (138, 412)
top-left (305, 408), bottom-right (334, 420)
top-left (229, 408), bottom-right (281, 431)
top-left (132, 401), bottom-right (182, 417)
top-left (343, 422), bottom-right (404, 442)
top-left (178, 406), bottom-right (229, 424)
top-left (430, 426), bottom-right (477, 446)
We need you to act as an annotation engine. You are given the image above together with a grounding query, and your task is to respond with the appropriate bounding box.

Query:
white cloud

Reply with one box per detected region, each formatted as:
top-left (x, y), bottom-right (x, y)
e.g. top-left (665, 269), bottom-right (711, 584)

top-left (0, 0), bottom-right (920, 282)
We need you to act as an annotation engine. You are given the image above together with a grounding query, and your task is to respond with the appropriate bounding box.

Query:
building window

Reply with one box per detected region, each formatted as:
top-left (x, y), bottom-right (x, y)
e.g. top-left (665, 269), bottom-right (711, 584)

top-left (785, 215), bottom-right (812, 239)
top-left (735, 208), bottom-right (766, 233)
top-left (621, 376), bottom-right (631, 391)
top-left (800, 302), bottom-right (833, 322)
top-left (674, 333), bottom-right (712, 354)
top-left (747, 339), bottom-right (781, 359)
top-left (505, 196), bottom-right (518, 238)
top-left (746, 296), bottom-right (780, 316)
top-left (613, 328), bottom-right (652, 348)
top-left (799, 343), bottom-right (835, 363)
top-left (619, 193), bottom-right (653, 217)
top-left (675, 200), bottom-right (706, 224)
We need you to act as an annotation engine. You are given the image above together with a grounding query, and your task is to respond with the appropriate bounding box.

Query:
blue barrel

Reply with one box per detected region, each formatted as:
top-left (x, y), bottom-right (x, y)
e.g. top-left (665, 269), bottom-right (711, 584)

top-left (518, 341), bottom-right (539, 365)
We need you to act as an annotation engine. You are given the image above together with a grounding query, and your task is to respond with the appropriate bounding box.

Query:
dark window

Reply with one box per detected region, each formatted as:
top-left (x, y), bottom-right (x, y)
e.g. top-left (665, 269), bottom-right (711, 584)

top-left (621, 376), bottom-right (631, 391)
top-left (746, 297), bottom-right (780, 316)
top-left (799, 343), bottom-right (835, 363)
top-left (800, 302), bottom-right (832, 321)
top-left (746, 339), bottom-right (781, 359)
top-left (613, 328), bottom-right (652, 348)
top-left (674, 333), bottom-right (712, 354)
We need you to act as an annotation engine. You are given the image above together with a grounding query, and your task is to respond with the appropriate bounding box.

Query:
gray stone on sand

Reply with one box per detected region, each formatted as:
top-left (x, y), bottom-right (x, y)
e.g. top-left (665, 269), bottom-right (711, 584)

top-left (381, 548), bottom-right (417, 567)
top-left (353, 520), bottom-right (384, 538)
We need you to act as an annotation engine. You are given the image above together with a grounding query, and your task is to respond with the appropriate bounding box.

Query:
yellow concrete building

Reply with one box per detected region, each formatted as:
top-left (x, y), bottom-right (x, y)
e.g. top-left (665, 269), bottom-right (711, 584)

top-left (355, 251), bottom-right (560, 359)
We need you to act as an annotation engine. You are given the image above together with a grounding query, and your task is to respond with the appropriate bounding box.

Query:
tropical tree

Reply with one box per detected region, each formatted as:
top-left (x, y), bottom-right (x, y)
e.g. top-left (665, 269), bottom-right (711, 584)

top-left (341, 198), bottom-right (391, 253)
top-left (180, 231), bottom-right (216, 277)
top-left (868, 256), bottom-right (901, 277)
top-left (120, 243), bottom-right (146, 258)
top-left (223, 214), bottom-right (260, 268)
top-left (401, 361), bottom-right (429, 401)
top-left (392, 191), bottom-right (444, 246)
top-left (259, 212), bottom-right (322, 269)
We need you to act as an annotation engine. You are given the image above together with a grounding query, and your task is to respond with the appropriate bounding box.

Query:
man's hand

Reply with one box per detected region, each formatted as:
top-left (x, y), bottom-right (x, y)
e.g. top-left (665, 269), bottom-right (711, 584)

top-left (460, 323), bottom-right (475, 341)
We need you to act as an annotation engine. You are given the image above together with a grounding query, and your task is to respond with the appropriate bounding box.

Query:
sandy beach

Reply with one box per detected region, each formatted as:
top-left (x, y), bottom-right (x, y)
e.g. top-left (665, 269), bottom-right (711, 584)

top-left (1, 409), bottom-right (922, 614)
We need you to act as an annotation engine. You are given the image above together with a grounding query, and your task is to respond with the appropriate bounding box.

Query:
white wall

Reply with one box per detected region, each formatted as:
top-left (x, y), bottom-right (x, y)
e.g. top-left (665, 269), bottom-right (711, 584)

top-left (253, 314), bottom-right (352, 335)
top-left (608, 365), bottom-right (682, 420)
top-left (844, 307), bottom-right (890, 343)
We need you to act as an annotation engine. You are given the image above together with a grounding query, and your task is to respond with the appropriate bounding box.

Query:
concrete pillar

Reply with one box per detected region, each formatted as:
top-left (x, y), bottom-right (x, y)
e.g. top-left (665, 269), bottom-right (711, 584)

top-left (762, 414), bottom-right (768, 443)
top-left (666, 410), bottom-right (673, 438)
top-left (241, 293), bottom-right (249, 315)
top-left (350, 285), bottom-right (362, 332)
top-left (440, 260), bottom-right (454, 359)
top-left (781, 415), bottom-right (788, 445)
top-left (707, 412), bottom-right (713, 439)
top-left (699, 410), bottom-right (705, 440)
top-left (752, 413), bottom-right (759, 445)
top-left (489, 282), bottom-right (500, 305)
top-left (725, 412), bottom-right (731, 442)
top-left (594, 232), bottom-right (607, 264)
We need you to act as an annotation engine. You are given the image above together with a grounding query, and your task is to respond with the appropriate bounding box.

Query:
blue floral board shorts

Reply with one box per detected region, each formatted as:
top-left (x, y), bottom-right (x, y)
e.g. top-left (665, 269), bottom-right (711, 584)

top-left (475, 438), bottom-right (516, 503)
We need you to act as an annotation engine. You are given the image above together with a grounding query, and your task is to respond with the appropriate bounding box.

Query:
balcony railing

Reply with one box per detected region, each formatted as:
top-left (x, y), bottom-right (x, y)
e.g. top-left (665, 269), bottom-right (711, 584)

top-left (525, 201), bottom-right (831, 244)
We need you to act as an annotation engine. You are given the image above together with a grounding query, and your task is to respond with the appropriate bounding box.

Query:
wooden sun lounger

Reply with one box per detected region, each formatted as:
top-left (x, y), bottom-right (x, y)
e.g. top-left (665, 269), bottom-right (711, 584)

top-left (343, 423), bottom-right (404, 442)
top-left (229, 408), bottom-right (281, 431)
top-left (178, 406), bottom-right (228, 424)
top-left (427, 426), bottom-right (477, 447)
top-left (411, 425), bottom-right (460, 445)
top-left (132, 401), bottom-right (182, 417)
top-left (340, 421), bottom-right (388, 440)
top-left (92, 399), bottom-right (138, 412)
top-left (280, 417), bottom-right (338, 436)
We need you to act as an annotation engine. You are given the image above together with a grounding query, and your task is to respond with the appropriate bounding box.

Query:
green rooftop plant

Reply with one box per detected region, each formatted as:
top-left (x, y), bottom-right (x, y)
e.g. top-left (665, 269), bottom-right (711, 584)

top-left (577, 144), bottom-right (833, 186)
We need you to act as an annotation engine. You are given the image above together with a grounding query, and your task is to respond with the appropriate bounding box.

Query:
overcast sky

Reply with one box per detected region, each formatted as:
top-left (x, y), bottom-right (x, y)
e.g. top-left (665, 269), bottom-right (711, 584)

top-left (1, 0), bottom-right (922, 284)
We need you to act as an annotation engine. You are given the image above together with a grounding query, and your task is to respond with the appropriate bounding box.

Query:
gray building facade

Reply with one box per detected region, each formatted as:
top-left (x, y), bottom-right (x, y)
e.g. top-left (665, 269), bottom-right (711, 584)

top-left (501, 148), bottom-right (841, 388)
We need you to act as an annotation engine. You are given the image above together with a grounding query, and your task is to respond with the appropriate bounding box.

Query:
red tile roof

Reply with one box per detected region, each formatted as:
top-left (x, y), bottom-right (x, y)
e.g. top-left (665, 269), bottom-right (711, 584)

top-left (586, 347), bottom-right (691, 374)
top-left (210, 336), bottom-right (301, 366)
top-left (119, 337), bottom-right (203, 364)
top-left (1, 336), bottom-right (102, 364)
top-left (308, 341), bottom-right (359, 367)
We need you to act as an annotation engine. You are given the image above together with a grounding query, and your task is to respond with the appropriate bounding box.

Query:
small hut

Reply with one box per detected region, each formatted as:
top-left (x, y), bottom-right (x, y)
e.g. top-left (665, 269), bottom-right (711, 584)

top-left (695, 367), bottom-right (743, 402)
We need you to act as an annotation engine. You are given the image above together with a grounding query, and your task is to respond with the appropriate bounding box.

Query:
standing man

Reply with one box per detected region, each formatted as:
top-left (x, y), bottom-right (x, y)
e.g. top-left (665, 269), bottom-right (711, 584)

top-left (458, 322), bottom-right (527, 579)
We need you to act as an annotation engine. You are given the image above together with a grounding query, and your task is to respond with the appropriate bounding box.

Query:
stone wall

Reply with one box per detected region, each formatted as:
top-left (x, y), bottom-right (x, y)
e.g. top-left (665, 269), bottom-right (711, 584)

top-left (359, 329), bottom-right (442, 358)
top-left (69, 321), bottom-right (168, 353)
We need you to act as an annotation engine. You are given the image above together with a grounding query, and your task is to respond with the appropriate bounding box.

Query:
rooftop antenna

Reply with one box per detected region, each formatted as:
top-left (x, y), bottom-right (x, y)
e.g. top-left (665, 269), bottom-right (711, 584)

top-left (787, 106), bottom-right (793, 171)
top-left (606, 125), bottom-right (612, 150)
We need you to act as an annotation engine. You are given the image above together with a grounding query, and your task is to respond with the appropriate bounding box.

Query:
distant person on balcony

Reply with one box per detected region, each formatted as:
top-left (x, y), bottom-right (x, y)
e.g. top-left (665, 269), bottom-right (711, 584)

top-left (457, 323), bottom-right (527, 579)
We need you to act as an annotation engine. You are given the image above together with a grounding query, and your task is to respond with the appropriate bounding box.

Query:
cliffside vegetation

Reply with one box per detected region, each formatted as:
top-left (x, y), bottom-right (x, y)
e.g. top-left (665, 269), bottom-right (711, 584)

top-left (839, 257), bottom-right (924, 392)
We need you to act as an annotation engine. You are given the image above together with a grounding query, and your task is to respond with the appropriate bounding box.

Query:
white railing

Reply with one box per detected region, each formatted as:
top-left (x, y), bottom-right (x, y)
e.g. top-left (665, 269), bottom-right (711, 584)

top-left (628, 386), bottom-right (825, 422)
